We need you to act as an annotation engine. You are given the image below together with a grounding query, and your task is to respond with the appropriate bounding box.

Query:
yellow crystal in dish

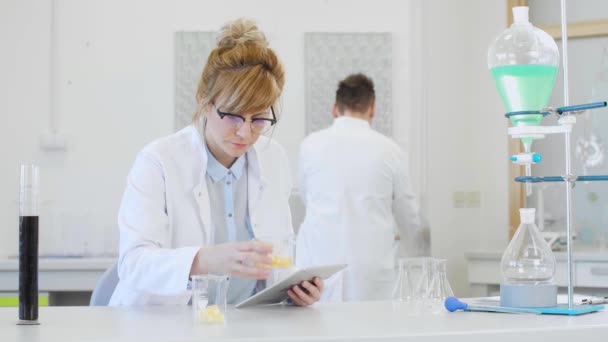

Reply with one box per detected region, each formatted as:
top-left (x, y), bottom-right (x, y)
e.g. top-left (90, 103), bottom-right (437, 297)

top-left (199, 305), bottom-right (225, 323)
top-left (271, 255), bottom-right (293, 268)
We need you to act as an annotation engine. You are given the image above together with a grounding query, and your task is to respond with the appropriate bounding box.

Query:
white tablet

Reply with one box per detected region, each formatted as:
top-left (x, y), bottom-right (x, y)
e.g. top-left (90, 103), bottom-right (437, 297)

top-left (235, 264), bottom-right (347, 308)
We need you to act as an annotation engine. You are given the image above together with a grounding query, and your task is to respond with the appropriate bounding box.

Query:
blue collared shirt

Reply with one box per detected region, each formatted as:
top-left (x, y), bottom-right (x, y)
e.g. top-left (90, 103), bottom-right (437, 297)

top-left (205, 144), bottom-right (258, 304)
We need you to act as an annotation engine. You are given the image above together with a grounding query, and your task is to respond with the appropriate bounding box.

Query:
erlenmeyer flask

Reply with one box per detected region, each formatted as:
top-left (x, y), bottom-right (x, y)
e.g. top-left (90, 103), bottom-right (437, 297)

top-left (501, 208), bottom-right (556, 284)
top-left (500, 208), bottom-right (557, 307)
top-left (394, 258), bottom-right (413, 301)
top-left (428, 259), bottom-right (454, 314)
top-left (407, 257), bottom-right (432, 301)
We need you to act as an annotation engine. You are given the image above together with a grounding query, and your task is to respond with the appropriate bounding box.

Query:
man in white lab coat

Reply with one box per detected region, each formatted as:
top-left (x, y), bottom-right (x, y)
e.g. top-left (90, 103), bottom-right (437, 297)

top-left (296, 74), bottom-right (422, 302)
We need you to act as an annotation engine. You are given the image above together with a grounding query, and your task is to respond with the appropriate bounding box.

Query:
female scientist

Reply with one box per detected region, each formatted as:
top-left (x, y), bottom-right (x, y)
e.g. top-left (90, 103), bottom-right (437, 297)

top-left (109, 18), bottom-right (323, 307)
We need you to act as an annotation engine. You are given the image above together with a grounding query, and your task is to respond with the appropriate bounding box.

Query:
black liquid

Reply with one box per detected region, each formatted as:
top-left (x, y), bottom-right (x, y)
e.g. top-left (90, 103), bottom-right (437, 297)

top-left (19, 216), bottom-right (38, 321)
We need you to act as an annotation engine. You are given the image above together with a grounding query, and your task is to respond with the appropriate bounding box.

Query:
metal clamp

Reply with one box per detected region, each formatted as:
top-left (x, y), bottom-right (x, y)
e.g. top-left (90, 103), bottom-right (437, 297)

top-left (562, 174), bottom-right (577, 188)
top-left (543, 101), bottom-right (607, 117)
top-left (543, 107), bottom-right (584, 117)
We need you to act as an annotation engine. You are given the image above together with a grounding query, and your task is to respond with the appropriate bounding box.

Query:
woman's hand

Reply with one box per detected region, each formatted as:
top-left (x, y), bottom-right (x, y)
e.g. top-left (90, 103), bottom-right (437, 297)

top-left (190, 241), bottom-right (273, 279)
top-left (287, 277), bottom-right (324, 306)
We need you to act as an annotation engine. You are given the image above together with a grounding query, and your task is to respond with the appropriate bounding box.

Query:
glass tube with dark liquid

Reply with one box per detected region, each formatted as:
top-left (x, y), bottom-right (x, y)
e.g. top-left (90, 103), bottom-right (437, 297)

top-left (19, 164), bottom-right (39, 324)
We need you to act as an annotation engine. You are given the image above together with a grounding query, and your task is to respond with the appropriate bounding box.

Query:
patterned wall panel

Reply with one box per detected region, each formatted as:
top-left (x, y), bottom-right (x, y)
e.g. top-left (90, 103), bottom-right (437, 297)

top-left (305, 33), bottom-right (393, 136)
top-left (174, 32), bottom-right (217, 131)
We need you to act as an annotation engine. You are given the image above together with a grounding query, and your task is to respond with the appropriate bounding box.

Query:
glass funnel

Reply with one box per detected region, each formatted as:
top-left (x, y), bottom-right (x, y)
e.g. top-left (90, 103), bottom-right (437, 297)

top-left (487, 6), bottom-right (559, 147)
top-left (501, 208), bottom-right (556, 285)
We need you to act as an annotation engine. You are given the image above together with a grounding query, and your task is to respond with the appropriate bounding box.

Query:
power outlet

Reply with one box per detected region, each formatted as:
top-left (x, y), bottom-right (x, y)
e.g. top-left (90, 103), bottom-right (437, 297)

top-left (466, 191), bottom-right (481, 208)
top-left (453, 191), bottom-right (465, 208)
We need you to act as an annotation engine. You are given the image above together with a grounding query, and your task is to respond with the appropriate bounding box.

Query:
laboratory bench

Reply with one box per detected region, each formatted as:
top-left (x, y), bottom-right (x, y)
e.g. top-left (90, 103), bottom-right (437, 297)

top-left (466, 249), bottom-right (608, 297)
top-left (2, 300), bottom-right (608, 342)
top-left (0, 257), bottom-right (116, 306)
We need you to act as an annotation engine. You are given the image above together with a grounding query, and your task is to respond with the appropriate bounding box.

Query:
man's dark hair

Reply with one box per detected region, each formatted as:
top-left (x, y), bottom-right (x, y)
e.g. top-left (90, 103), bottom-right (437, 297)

top-left (335, 73), bottom-right (375, 114)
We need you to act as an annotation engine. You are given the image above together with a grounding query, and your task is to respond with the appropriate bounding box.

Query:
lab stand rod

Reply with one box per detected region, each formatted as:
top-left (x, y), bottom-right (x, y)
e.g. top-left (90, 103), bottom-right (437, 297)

top-left (561, 0), bottom-right (570, 107)
top-left (565, 129), bottom-right (574, 309)
top-left (557, 101), bottom-right (607, 114)
top-left (560, 0), bottom-right (574, 309)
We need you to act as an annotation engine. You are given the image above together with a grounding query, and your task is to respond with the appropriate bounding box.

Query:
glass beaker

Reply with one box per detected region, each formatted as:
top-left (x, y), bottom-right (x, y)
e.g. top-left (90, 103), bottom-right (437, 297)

top-left (256, 234), bottom-right (296, 284)
top-left (191, 274), bottom-right (230, 324)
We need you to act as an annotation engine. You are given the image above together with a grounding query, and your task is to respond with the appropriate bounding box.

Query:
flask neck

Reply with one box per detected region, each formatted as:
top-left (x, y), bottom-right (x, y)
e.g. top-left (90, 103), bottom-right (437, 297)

top-left (511, 21), bottom-right (533, 28)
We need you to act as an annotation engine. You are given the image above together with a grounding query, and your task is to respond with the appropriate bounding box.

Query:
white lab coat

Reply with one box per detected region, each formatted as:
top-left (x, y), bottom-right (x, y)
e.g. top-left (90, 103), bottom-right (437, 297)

top-left (109, 124), bottom-right (293, 306)
top-left (296, 116), bottom-right (421, 302)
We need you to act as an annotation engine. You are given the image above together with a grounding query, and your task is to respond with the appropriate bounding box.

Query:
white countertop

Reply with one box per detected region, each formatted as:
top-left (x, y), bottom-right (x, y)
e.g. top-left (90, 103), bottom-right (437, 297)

top-left (2, 301), bottom-right (608, 342)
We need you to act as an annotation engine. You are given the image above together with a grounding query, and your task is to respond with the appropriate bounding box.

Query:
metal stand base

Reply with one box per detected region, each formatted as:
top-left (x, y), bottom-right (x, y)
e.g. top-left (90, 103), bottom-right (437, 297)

top-left (500, 283), bottom-right (557, 307)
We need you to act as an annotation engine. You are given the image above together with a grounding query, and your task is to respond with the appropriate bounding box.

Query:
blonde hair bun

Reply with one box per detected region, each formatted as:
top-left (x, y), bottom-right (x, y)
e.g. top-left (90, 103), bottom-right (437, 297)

top-left (193, 18), bottom-right (284, 123)
top-left (217, 18), bottom-right (268, 48)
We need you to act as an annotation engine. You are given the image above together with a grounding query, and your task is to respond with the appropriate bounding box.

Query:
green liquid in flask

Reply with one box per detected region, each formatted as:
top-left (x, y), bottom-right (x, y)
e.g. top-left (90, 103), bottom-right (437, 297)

top-left (491, 64), bottom-right (557, 127)
top-left (491, 64), bottom-right (557, 147)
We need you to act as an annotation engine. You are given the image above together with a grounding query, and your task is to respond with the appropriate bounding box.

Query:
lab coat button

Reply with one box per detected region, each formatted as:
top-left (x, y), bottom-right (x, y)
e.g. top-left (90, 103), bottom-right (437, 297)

top-left (228, 213), bottom-right (233, 218)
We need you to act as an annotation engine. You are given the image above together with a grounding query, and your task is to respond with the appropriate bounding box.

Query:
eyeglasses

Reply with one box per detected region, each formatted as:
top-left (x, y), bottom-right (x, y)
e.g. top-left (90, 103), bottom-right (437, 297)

top-left (216, 106), bottom-right (277, 134)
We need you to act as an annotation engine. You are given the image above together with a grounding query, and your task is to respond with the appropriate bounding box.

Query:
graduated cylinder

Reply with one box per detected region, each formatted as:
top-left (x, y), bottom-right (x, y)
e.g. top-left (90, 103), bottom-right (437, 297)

top-left (19, 164), bottom-right (39, 323)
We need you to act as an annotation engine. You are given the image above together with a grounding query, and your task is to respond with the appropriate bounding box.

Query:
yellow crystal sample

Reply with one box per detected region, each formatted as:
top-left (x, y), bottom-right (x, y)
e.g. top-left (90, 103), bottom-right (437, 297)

top-left (199, 305), bottom-right (225, 323)
top-left (271, 255), bottom-right (293, 268)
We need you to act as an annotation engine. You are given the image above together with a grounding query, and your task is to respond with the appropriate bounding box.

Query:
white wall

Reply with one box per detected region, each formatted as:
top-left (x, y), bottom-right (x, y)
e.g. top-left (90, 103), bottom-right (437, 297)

top-left (1, 0), bottom-right (508, 295)
top-left (1, 0), bottom-right (420, 254)
top-left (1, 0), bottom-right (54, 255)
top-left (422, 0), bottom-right (508, 295)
